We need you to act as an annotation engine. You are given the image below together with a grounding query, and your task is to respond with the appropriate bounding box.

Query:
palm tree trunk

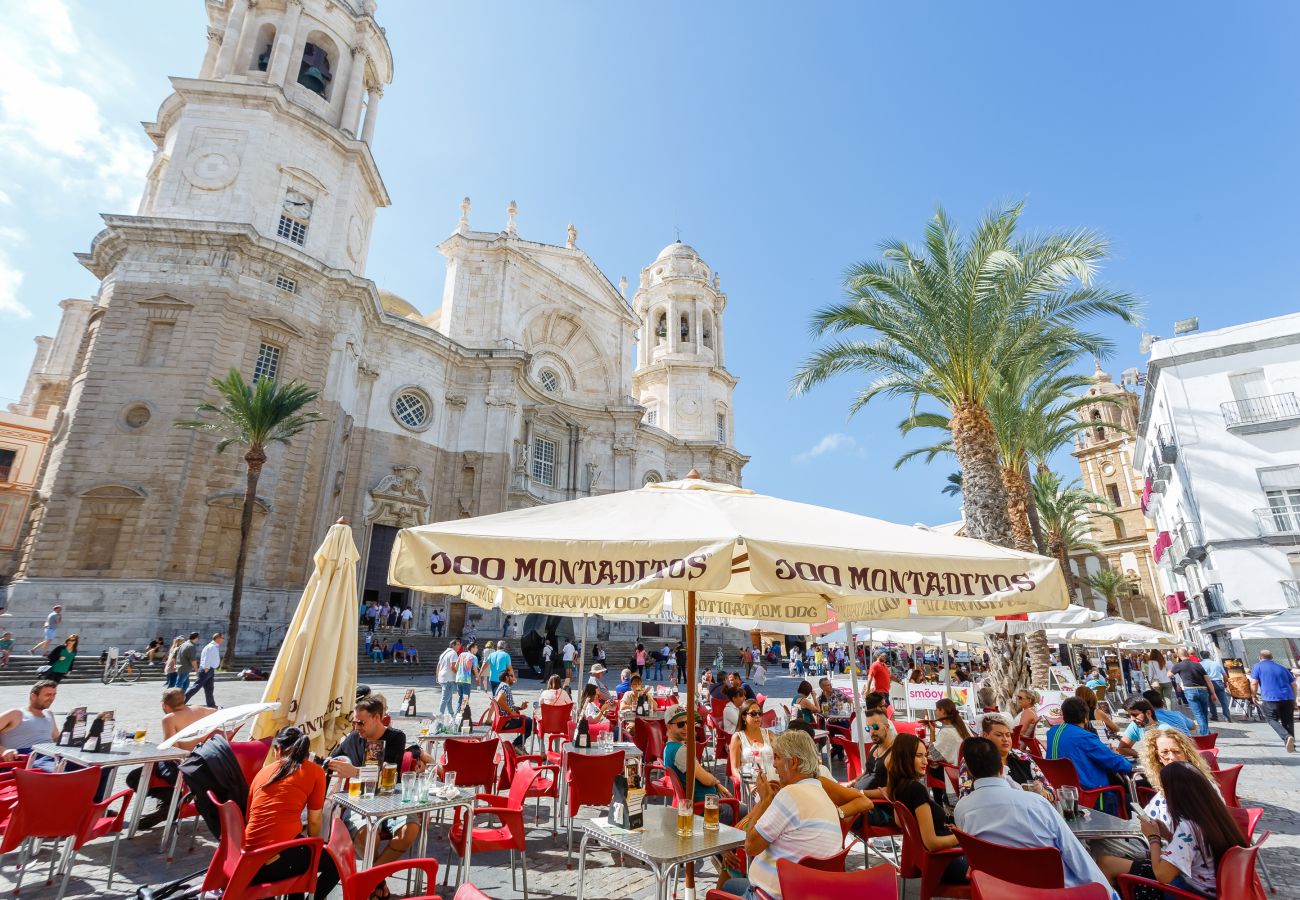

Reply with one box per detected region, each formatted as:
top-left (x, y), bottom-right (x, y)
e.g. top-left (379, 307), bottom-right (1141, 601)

top-left (1051, 540), bottom-right (1077, 602)
top-left (1026, 480), bottom-right (1046, 555)
top-left (1001, 464), bottom-right (1035, 554)
top-left (229, 446), bottom-right (266, 662)
top-left (1004, 465), bottom-right (1050, 688)
top-left (950, 402), bottom-right (1014, 547)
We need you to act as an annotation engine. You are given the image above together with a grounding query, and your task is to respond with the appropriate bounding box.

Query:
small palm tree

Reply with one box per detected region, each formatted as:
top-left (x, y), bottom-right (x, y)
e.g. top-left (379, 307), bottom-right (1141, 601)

top-left (941, 472), bottom-right (963, 497)
top-left (176, 369), bottom-right (322, 660)
top-left (1087, 566), bottom-right (1135, 617)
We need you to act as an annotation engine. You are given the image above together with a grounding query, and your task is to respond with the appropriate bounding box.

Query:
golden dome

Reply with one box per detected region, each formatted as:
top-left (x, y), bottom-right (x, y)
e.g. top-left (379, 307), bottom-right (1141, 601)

top-left (378, 288), bottom-right (422, 319)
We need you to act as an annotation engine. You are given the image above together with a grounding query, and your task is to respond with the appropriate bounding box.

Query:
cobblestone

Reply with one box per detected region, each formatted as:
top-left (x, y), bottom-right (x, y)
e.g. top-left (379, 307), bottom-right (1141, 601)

top-left (0, 671), bottom-right (1294, 898)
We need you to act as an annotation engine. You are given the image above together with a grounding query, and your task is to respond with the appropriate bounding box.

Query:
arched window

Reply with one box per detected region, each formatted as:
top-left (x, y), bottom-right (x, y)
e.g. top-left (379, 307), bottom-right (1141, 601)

top-left (702, 312), bottom-right (714, 349)
top-left (251, 23), bottom-right (276, 71)
top-left (653, 311), bottom-right (667, 346)
top-left (680, 313), bottom-right (690, 341)
top-left (297, 34), bottom-right (336, 98)
top-left (1091, 409), bottom-right (1105, 442)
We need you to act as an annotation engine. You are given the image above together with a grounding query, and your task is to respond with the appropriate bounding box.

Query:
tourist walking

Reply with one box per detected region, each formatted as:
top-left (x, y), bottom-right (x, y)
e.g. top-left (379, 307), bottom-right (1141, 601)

top-left (1250, 648), bottom-right (1297, 752)
top-left (399, 605), bottom-right (413, 634)
top-left (1170, 648), bottom-right (1220, 736)
top-left (561, 637), bottom-right (576, 688)
top-left (29, 604), bottom-right (62, 655)
top-left (633, 642), bottom-right (647, 678)
top-left (429, 609), bottom-right (441, 636)
top-left (1200, 653), bottom-right (1233, 723)
top-left (44, 635), bottom-right (78, 683)
top-left (541, 640), bottom-right (554, 682)
top-left (184, 632), bottom-right (223, 708)
top-left (176, 631), bottom-right (200, 693)
top-left (487, 640), bottom-right (511, 694)
top-left (0, 632), bottom-right (11, 668)
top-left (1146, 649), bottom-right (1174, 707)
top-left (365, 602), bottom-right (379, 634)
top-left (162, 636), bottom-right (185, 688)
top-left (455, 641), bottom-right (478, 710)
top-left (740, 643), bottom-right (754, 680)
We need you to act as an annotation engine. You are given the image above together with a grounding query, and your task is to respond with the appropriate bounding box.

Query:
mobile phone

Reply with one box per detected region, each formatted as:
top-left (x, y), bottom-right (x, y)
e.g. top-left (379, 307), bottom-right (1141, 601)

top-left (1129, 802), bottom-right (1153, 822)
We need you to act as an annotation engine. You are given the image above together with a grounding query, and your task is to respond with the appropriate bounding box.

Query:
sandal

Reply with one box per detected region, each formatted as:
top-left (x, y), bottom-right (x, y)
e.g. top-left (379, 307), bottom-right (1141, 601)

top-left (369, 883), bottom-right (391, 900)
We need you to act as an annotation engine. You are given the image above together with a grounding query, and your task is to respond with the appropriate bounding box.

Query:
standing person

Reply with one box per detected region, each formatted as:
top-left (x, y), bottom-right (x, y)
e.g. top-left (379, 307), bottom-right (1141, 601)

top-left (0, 680), bottom-right (60, 760)
top-left (29, 604), bottom-right (62, 655)
top-left (0, 631), bottom-right (12, 668)
top-left (436, 639), bottom-right (461, 718)
top-left (561, 637), bottom-right (576, 689)
top-left (455, 641), bottom-right (478, 710)
top-left (176, 632), bottom-right (201, 694)
top-left (399, 605), bottom-right (413, 634)
top-left (868, 652), bottom-right (893, 709)
top-left (487, 641), bottom-right (511, 694)
top-left (674, 644), bottom-right (687, 686)
top-left (386, 604), bottom-right (399, 632)
top-left (632, 643), bottom-right (646, 679)
top-left (1170, 648), bottom-right (1219, 737)
top-left (163, 636), bottom-right (185, 688)
top-left (185, 632), bottom-right (224, 708)
top-left (1200, 653), bottom-right (1232, 723)
top-left (541, 639), bottom-right (554, 683)
top-left (656, 643), bottom-right (669, 682)
top-left (45, 635), bottom-right (78, 683)
top-left (1147, 649), bottom-right (1174, 707)
top-left (1251, 649), bottom-right (1298, 752)
top-left (428, 609), bottom-right (438, 636)
top-left (476, 641), bottom-right (493, 692)
top-left (741, 644), bottom-right (754, 681)
top-left (666, 643), bottom-right (679, 686)
top-left (1121, 653), bottom-right (1135, 694)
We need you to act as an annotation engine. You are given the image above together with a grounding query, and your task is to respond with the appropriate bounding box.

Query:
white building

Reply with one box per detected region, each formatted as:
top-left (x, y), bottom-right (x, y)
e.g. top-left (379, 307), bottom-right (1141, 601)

top-left (1135, 313), bottom-right (1300, 654)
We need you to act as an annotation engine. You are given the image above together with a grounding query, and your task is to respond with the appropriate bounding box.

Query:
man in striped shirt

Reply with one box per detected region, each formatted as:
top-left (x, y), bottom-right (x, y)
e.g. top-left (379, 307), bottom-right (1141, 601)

top-left (721, 730), bottom-right (841, 899)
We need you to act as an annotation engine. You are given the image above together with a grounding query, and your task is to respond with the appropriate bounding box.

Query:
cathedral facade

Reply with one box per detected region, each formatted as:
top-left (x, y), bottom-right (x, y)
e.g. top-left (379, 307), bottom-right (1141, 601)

top-left (4, 0), bottom-right (747, 651)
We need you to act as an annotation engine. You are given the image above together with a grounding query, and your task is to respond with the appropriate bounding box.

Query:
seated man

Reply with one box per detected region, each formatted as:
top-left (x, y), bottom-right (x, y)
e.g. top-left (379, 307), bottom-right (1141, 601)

top-left (391, 639), bottom-right (407, 663)
top-left (615, 668), bottom-right (634, 700)
top-left (1046, 697), bottom-right (1133, 816)
top-left (731, 672), bottom-right (757, 702)
top-left (1142, 689), bottom-right (1194, 734)
top-left (1115, 697), bottom-right (1176, 757)
top-left (324, 697), bottom-right (422, 868)
top-left (954, 737), bottom-right (1114, 894)
top-left (130, 688), bottom-right (217, 827)
top-left (587, 663), bottom-right (612, 701)
top-left (405, 644), bottom-right (419, 664)
top-left (0, 680), bottom-right (60, 767)
top-left (721, 730), bottom-right (843, 900)
top-left (493, 666), bottom-right (533, 748)
top-left (664, 705), bottom-right (734, 820)
top-left (816, 677), bottom-right (837, 712)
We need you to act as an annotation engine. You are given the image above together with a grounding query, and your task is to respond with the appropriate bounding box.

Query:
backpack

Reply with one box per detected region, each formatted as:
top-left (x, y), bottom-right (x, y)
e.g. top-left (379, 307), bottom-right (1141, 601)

top-left (176, 734), bottom-right (249, 838)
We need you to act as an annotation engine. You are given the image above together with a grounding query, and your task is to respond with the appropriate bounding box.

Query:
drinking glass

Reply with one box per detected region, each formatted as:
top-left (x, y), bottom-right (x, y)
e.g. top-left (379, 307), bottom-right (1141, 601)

top-left (676, 799), bottom-right (694, 836)
top-left (419, 719), bottom-right (432, 737)
top-left (348, 778), bottom-right (362, 799)
top-left (443, 771), bottom-right (457, 793)
top-left (703, 794), bottom-right (720, 831)
top-left (380, 762), bottom-right (398, 794)
top-left (1058, 785), bottom-right (1079, 819)
top-left (401, 772), bottom-right (417, 803)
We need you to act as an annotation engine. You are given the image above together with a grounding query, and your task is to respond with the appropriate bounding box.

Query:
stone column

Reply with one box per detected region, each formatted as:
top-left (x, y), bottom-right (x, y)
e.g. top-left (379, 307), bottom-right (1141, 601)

top-left (339, 46), bottom-right (368, 136)
top-left (212, 0), bottom-right (250, 77)
top-left (668, 299), bottom-right (679, 353)
top-left (360, 86), bottom-right (382, 144)
top-left (267, 0), bottom-right (304, 89)
top-left (200, 26), bottom-right (223, 79)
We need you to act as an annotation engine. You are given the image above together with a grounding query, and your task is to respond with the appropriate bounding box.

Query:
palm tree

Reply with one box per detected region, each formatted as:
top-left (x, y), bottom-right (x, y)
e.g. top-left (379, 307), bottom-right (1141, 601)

top-left (176, 369), bottom-right (322, 661)
top-left (941, 472), bottom-right (963, 497)
top-left (1086, 566), bottom-right (1134, 617)
top-left (1032, 469), bottom-right (1119, 599)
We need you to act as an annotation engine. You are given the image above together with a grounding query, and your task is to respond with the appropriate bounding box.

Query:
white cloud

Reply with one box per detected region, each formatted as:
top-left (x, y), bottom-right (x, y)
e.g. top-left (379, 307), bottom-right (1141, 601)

top-left (0, 248), bottom-right (30, 320)
top-left (794, 432), bottom-right (866, 464)
top-left (0, 0), bottom-right (151, 209)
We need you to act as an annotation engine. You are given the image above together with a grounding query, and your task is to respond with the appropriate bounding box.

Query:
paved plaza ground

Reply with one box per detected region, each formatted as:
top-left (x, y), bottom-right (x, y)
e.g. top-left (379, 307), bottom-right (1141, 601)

top-left (0, 668), bottom-right (1296, 898)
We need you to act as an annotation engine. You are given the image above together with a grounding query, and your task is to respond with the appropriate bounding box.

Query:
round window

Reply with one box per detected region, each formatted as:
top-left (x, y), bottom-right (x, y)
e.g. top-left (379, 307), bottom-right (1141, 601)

top-left (538, 370), bottom-right (559, 393)
top-left (121, 403), bottom-right (151, 430)
top-left (392, 391), bottom-right (430, 430)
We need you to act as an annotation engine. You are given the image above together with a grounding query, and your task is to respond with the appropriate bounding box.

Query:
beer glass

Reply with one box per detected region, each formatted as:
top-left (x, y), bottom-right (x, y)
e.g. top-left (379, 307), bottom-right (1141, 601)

top-left (380, 762), bottom-right (398, 794)
top-left (676, 799), bottom-right (694, 836)
top-left (348, 778), bottom-right (362, 799)
top-left (703, 794), bottom-right (720, 830)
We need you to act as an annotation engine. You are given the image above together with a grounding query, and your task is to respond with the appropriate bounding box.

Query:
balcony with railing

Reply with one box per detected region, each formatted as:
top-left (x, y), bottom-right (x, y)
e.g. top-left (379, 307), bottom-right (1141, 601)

top-left (1255, 501), bottom-right (1300, 541)
top-left (1156, 425), bottom-right (1178, 463)
top-left (1170, 521), bottom-right (1206, 571)
top-left (1221, 392), bottom-right (1300, 434)
top-left (1201, 583), bottom-right (1226, 618)
top-left (1282, 580), bottom-right (1300, 609)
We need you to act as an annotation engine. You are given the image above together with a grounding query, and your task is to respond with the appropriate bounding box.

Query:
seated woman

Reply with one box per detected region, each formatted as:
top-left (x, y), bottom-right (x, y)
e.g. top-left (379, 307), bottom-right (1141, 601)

top-left (619, 674), bottom-right (650, 736)
top-left (957, 712), bottom-right (1054, 799)
top-left (1075, 685), bottom-right (1122, 735)
top-left (888, 733), bottom-right (966, 884)
top-left (728, 699), bottom-right (777, 783)
top-left (924, 698), bottom-right (971, 766)
top-left (244, 726), bottom-right (340, 899)
top-left (369, 640), bottom-right (384, 663)
top-left (793, 680), bottom-right (819, 724)
top-left (1098, 760), bottom-right (1245, 895)
top-left (721, 685), bottom-right (746, 736)
top-left (539, 675), bottom-right (572, 705)
top-left (578, 684), bottom-right (614, 740)
top-left (1013, 687), bottom-right (1041, 748)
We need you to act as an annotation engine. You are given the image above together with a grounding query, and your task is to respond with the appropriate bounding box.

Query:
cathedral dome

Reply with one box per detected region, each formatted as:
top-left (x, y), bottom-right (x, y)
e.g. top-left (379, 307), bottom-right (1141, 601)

top-left (655, 240), bottom-right (700, 261)
top-left (378, 288), bottom-right (422, 320)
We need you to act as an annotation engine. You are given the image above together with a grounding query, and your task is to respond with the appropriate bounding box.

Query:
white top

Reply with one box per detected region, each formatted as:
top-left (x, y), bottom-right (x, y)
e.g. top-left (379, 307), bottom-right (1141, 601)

top-left (722, 703), bottom-right (741, 735)
top-left (539, 688), bottom-right (570, 705)
top-left (436, 647), bottom-right (458, 683)
top-left (562, 642), bottom-right (576, 662)
top-left (582, 700), bottom-right (605, 721)
top-left (543, 644), bottom-right (553, 660)
top-left (199, 641), bottom-right (222, 670)
top-left (930, 724), bottom-right (964, 765)
top-left (736, 728), bottom-right (776, 780)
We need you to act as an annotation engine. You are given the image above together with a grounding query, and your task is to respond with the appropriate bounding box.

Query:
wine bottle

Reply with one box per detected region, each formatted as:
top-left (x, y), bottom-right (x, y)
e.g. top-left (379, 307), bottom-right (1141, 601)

top-left (576, 714), bottom-right (590, 748)
top-left (460, 700), bottom-right (473, 734)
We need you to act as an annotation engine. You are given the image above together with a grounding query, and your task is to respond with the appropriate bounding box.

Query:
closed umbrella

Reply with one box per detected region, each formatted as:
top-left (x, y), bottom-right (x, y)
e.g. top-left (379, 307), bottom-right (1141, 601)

top-left (251, 519), bottom-right (360, 755)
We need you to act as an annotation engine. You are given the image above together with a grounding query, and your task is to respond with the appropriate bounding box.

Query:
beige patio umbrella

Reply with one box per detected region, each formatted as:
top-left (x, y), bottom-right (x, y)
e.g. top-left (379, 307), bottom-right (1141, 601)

top-left (251, 518), bottom-right (360, 754)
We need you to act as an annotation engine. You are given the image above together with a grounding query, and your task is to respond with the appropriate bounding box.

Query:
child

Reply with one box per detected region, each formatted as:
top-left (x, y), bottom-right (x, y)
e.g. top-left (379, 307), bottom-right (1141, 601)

top-left (0, 632), bottom-right (12, 668)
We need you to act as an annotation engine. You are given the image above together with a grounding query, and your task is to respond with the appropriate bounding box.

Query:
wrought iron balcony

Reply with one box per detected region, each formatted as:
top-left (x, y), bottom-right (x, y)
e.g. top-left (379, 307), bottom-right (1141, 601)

top-left (1282, 580), bottom-right (1300, 609)
top-left (1256, 504), bottom-right (1300, 539)
top-left (1174, 521), bottom-right (1206, 563)
top-left (1202, 583), bottom-right (1226, 617)
top-left (1156, 425), bottom-right (1178, 464)
top-left (1221, 393), bottom-right (1300, 433)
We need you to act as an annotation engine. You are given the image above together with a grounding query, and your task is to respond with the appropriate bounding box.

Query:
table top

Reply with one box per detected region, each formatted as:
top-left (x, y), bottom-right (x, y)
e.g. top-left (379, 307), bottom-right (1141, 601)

top-left (417, 725), bottom-right (493, 742)
top-left (579, 815), bottom-right (745, 865)
top-left (566, 741), bottom-right (642, 758)
top-left (1065, 807), bottom-right (1141, 840)
top-left (31, 740), bottom-right (187, 767)
top-left (331, 786), bottom-right (474, 819)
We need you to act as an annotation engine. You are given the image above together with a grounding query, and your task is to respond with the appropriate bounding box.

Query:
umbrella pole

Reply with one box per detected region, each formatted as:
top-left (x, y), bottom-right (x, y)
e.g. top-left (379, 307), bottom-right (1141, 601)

top-left (942, 630), bottom-right (951, 699)
top-left (685, 589), bottom-right (698, 899)
top-left (846, 620), bottom-right (867, 774)
top-left (574, 614), bottom-right (589, 722)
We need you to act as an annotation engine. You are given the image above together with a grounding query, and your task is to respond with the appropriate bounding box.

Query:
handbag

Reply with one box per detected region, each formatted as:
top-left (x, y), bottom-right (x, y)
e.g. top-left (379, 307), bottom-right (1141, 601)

top-left (35, 665), bottom-right (51, 677)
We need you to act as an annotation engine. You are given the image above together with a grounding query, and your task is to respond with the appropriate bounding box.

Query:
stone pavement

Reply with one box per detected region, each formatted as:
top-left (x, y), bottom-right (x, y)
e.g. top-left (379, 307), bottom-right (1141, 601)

top-left (0, 670), bottom-right (1295, 898)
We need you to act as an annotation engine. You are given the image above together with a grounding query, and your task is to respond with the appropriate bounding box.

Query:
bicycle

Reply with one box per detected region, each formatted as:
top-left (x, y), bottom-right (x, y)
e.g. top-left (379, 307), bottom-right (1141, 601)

top-left (101, 649), bottom-right (145, 684)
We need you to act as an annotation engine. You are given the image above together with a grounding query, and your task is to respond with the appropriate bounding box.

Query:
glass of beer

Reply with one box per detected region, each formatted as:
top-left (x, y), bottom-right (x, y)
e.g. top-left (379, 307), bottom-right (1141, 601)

top-left (676, 799), bottom-right (694, 836)
top-left (703, 794), bottom-right (720, 830)
top-left (134, 726), bottom-right (148, 744)
top-left (379, 762), bottom-right (399, 794)
top-left (348, 778), bottom-right (362, 799)
top-left (419, 719), bottom-right (431, 737)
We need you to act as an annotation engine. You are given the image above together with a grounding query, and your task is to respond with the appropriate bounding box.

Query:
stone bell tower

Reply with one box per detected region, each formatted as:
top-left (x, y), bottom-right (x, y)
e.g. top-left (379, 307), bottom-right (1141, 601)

top-left (137, 0), bottom-right (393, 275)
top-left (632, 241), bottom-right (737, 445)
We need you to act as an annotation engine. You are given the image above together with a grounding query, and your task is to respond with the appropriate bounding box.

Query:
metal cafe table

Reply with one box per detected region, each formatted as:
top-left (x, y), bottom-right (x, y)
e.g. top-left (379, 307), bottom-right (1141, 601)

top-left (1065, 807), bottom-right (1142, 842)
top-left (575, 815), bottom-right (745, 900)
top-left (330, 785), bottom-right (477, 887)
top-left (30, 740), bottom-right (189, 845)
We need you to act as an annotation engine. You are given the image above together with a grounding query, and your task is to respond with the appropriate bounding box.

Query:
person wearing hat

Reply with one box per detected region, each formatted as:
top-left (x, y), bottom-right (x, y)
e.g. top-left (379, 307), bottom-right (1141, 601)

top-left (665, 705), bottom-right (734, 821)
top-left (588, 663), bottom-right (612, 702)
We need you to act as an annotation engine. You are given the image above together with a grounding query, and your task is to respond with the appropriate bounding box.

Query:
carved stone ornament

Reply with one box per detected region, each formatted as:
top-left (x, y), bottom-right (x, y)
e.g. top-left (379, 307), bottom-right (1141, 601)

top-left (367, 464), bottom-right (430, 528)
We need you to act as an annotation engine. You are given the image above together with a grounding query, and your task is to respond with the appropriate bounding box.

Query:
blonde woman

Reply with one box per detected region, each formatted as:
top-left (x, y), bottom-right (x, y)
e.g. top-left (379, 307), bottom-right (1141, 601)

top-left (1137, 728), bottom-right (1218, 825)
top-left (163, 636), bottom-right (186, 689)
top-left (1014, 687), bottom-right (1040, 741)
top-left (1147, 649), bottom-right (1174, 706)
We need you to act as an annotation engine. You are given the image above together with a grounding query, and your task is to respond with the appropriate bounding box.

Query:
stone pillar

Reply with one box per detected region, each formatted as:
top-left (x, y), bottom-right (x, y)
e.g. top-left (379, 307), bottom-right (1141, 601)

top-left (267, 0), bottom-right (304, 89)
top-left (213, 0), bottom-right (250, 77)
top-left (668, 299), bottom-right (679, 353)
top-left (200, 26), bottom-right (223, 79)
top-left (361, 86), bottom-right (382, 144)
top-left (339, 46), bottom-right (368, 136)
top-left (229, 0), bottom-right (261, 77)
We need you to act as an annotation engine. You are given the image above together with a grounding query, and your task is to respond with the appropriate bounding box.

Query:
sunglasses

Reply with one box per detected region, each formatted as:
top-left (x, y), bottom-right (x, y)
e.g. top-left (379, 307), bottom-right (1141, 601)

top-left (867, 723), bottom-right (882, 731)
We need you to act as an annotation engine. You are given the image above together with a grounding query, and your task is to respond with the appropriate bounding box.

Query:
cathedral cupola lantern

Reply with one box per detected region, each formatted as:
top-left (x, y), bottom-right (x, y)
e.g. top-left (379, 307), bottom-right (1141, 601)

top-left (297, 42), bottom-right (333, 95)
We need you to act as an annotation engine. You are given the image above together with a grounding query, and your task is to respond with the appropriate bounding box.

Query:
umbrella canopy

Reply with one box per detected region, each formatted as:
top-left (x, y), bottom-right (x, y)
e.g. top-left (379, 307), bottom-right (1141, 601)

top-left (1051, 617), bottom-right (1177, 646)
top-left (251, 520), bottom-right (360, 754)
top-left (158, 702), bottom-right (280, 750)
top-left (389, 476), bottom-right (1068, 620)
top-left (1234, 610), bottom-right (1300, 641)
top-left (977, 604), bottom-right (1104, 635)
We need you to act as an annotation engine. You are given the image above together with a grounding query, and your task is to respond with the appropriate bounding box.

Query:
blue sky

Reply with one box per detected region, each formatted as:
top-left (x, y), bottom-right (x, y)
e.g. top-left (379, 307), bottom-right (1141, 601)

top-left (2, 2), bottom-right (1298, 525)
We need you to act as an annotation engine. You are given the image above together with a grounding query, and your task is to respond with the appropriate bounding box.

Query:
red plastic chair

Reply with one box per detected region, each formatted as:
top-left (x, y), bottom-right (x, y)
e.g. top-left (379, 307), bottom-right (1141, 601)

top-left (1031, 755), bottom-right (1127, 818)
top-left (953, 828), bottom-right (1064, 889)
top-left (440, 736), bottom-right (502, 792)
top-left (892, 800), bottom-right (971, 900)
top-left (454, 885), bottom-right (493, 900)
top-left (1199, 747), bottom-right (1221, 770)
top-left (447, 763), bottom-right (542, 897)
top-left (831, 735), bottom-right (864, 782)
top-left (535, 701), bottom-right (574, 753)
top-left (1190, 732), bottom-right (1219, 750)
top-left (761, 709), bottom-right (778, 728)
top-left (796, 845), bottom-right (852, 871)
top-left (972, 871), bottom-right (1111, 900)
top-left (497, 741), bottom-right (561, 833)
top-left (1117, 844), bottom-right (1265, 900)
top-left (1213, 764), bottom-right (1243, 807)
top-left (563, 749), bottom-right (624, 865)
top-left (325, 814), bottom-right (440, 900)
top-left (1229, 806), bottom-right (1275, 893)
top-left (0, 766), bottom-right (131, 899)
top-left (777, 858), bottom-right (899, 898)
top-left (633, 716), bottom-right (669, 764)
top-left (199, 793), bottom-right (324, 900)
top-left (229, 738), bottom-right (273, 786)
top-left (894, 720), bottom-right (928, 738)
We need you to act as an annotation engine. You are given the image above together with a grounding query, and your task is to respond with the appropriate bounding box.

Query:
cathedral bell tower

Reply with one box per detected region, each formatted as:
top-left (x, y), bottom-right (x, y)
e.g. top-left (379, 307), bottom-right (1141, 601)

top-left (136, 0), bottom-right (393, 275)
top-left (632, 241), bottom-right (737, 445)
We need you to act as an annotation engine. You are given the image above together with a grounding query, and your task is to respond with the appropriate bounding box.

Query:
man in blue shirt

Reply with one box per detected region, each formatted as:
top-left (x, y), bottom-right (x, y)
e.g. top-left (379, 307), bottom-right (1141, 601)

top-left (1046, 697), bottom-right (1132, 815)
top-left (487, 640), bottom-right (512, 695)
top-left (1250, 649), bottom-right (1298, 753)
top-left (1199, 654), bottom-right (1232, 723)
top-left (955, 737), bottom-right (1117, 898)
top-left (1142, 689), bottom-right (1195, 734)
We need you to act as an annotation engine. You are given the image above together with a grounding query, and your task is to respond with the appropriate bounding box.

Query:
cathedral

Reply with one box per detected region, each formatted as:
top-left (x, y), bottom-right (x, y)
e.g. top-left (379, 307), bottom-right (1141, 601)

top-left (4, 0), bottom-right (747, 651)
